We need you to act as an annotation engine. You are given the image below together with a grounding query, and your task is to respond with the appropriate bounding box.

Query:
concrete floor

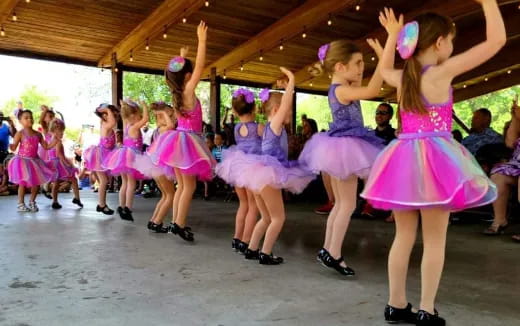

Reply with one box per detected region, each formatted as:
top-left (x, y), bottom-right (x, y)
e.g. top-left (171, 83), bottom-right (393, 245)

top-left (0, 192), bottom-right (519, 326)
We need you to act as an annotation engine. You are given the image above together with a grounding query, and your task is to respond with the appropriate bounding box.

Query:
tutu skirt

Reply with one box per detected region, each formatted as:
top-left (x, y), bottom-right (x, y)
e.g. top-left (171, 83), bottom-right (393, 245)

top-left (8, 155), bottom-right (54, 187)
top-left (48, 158), bottom-right (77, 181)
top-left (102, 146), bottom-right (145, 180)
top-left (152, 130), bottom-right (216, 181)
top-left (215, 146), bottom-right (250, 186)
top-left (133, 154), bottom-right (175, 180)
top-left (299, 132), bottom-right (383, 180)
top-left (83, 145), bottom-right (113, 172)
top-left (224, 150), bottom-right (315, 194)
top-left (361, 132), bottom-right (497, 211)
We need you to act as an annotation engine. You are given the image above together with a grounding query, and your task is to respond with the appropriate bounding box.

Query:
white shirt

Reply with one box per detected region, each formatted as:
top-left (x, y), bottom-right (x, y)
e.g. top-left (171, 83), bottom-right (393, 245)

top-left (141, 128), bottom-right (154, 146)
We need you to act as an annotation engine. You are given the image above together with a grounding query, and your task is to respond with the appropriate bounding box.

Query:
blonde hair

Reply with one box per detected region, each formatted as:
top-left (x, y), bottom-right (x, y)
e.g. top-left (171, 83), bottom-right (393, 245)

top-left (309, 40), bottom-right (361, 76)
top-left (261, 92), bottom-right (283, 116)
top-left (121, 101), bottom-right (141, 120)
top-left (49, 118), bottom-right (65, 132)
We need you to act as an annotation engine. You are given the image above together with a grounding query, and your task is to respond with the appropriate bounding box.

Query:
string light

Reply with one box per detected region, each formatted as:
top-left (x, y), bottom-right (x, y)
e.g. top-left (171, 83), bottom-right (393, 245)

top-left (259, 50), bottom-right (264, 61)
top-left (223, 70), bottom-right (227, 80)
top-left (463, 84), bottom-right (467, 88)
top-left (279, 39), bottom-right (284, 51)
top-left (328, 74), bottom-right (332, 79)
top-left (302, 26), bottom-right (307, 39)
top-left (130, 50), bottom-right (134, 62)
top-left (163, 26), bottom-right (168, 39)
top-left (145, 38), bottom-right (150, 51)
top-left (240, 61), bottom-right (244, 71)
top-left (507, 70), bottom-right (512, 74)
top-left (327, 14), bottom-right (332, 26)
top-left (12, 12), bottom-right (17, 22)
top-left (205, 1), bottom-right (209, 7)
top-left (309, 82), bottom-right (313, 87)
top-left (182, 9), bottom-right (187, 23)
top-left (26, 0), bottom-right (31, 3)
top-left (381, 87), bottom-right (384, 91)
top-left (355, 4), bottom-right (361, 11)
top-left (114, 67), bottom-right (119, 73)
top-left (0, 26), bottom-right (5, 37)
top-left (371, 56), bottom-right (375, 61)
top-left (484, 77), bottom-right (488, 82)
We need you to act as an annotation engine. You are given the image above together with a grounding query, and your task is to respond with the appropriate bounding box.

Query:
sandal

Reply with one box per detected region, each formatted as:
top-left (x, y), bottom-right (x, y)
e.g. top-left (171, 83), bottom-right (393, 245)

top-left (482, 223), bottom-right (508, 236)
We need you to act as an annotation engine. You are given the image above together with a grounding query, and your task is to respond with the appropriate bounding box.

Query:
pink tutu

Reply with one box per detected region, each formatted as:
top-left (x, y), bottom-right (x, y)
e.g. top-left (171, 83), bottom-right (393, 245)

top-left (133, 154), bottom-right (175, 180)
top-left (299, 132), bottom-right (383, 180)
top-left (361, 132), bottom-right (497, 211)
top-left (83, 145), bottom-right (113, 172)
top-left (152, 130), bottom-right (216, 181)
top-left (48, 158), bottom-right (77, 181)
top-left (8, 155), bottom-right (54, 187)
top-left (102, 147), bottom-right (145, 180)
top-left (216, 146), bottom-right (252, 186)
top-left (225, 150), bottom-right (315, 194)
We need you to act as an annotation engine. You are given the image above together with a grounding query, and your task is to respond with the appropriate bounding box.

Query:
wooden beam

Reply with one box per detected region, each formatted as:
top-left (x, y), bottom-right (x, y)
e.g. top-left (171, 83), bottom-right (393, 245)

top-left (98, 0), bottom-right (204, 67)
top-left (0, 48), bottom-right (97, 67)
top-left (202, 0), bottom-right (357, 77)
top-left (209, 67), bottom-right (221, 132)
top-left (0, 0), bottom-right (18, 25)
top-left (111, 53), bottom-right (122, 107)
top-left (292, 0), bottom-right (516, 86)
top-left (454, 70), bottom-right (520, 102)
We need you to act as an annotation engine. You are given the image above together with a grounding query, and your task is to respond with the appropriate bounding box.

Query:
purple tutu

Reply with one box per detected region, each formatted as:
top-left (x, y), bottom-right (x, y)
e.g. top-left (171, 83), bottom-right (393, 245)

top-left (48, 158), bottom-right (77, 181)
top-left (215, 146), bottom-right (250, 186)
top-left (83, 145), bottom-right (113, 172)
top-left (102, 146), bottom-right (146, 180)
top-left (299, 132), bottom-right (383, 180)
top-left (8, 156), bottom-right (54, 187)
top-left (226, 150), bottom-right (315, 194)
top-left (152, 130), bottom-right (216, 181)
top-left (361, 132), bottom-right (497, 211)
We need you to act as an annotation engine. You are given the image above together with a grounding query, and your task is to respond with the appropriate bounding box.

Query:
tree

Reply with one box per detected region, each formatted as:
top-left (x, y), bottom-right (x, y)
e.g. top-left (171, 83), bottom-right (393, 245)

top-left (1, 85), bottom-right (59, 122)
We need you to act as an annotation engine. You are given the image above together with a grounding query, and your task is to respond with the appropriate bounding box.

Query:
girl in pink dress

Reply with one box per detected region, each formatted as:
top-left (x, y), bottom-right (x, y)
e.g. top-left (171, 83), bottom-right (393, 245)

top-left (47, 118), bottom-right (83, 210)
top-left (38, 105), bottom-right (56, 198)
top-left (83, 104), bottom-right (119, 215)
top-left (8, 110), bottom-right (56, 212)
top-left (133, 102), bottom-right (176, 232)
top-left (361, 4), bottom-right (504, 324)
top-left (154, 21), bottom-right (216, 242)
top-left (103, 100), bottom-right (149, 222)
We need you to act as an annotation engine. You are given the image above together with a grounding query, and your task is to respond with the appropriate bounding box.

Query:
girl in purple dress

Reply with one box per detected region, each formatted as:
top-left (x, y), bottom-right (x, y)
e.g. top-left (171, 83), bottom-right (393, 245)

top-left (83, 104), bottom-right (119, 215)
top-left (362, 4), bottom-right (503, 324)
top-left (216, 88), bottom-right (264, 253)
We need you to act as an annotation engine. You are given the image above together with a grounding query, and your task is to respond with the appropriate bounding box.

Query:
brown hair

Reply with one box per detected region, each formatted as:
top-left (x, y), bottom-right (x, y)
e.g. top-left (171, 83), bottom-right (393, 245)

top-left (49, 118), bottom-right (65, 132)
top-left (309, 40), bottom-right (361, 76)
top-left (401, 13), bottom-right (456, 114)
top-left (95, 104), bottom-right (120, 122)
top-left (232, 96), bottom-right (255, 116)
top-left (120, 101), bottom-right (141, 120)
top-left (39, 107), bottom-right (56, 132)
top-left (260, 92), bottom-right (283, 117)
top-left (164, 58), bottom-right (194, 116)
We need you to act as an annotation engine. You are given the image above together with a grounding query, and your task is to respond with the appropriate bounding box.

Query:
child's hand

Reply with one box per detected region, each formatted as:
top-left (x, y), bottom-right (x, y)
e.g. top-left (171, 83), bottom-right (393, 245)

top-left (197, 21), bottom-right (207, 42)
top-left (138, 100), bottom-right (148, 110)
top-left (367, 38), bottom-right (383, 59)
top-left (379, 7), bottom-right (403, 36)
top-left (180, 46), bottom-right (189, 57)
top-left (279, 67), bottom-right (294, 82)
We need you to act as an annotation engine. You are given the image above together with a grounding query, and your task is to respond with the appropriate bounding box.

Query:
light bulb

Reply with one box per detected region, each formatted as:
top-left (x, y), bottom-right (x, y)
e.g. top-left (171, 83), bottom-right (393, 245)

top-left (328, 19), bottom-right (332, 26)
top-left (507, 70), bottom-right (512, 74)
top-left (0, 27), bottom-right (5, 37)
top-left (355, 5), bottom-right (361, 11)
top-left (279, 44), bottom-right (284, 51)
top-left (260, 56), bottom-right (263, 61)
top-left (463, 84), bottom-right (467, 88)
top-left (12, 12), bottom-right (17, 22)
top-left (26, 0), bottom-right (30, 3)
top-left (205, 1), bottom-right (209, 7)
top-left (371, 56), bottom-right (375, 61)
top-left (182, 17), bottom-right (187, 23)
top-left (302, 32), bottom-right (307, 38)
top-left (484, 77), bottom-right (488, 82)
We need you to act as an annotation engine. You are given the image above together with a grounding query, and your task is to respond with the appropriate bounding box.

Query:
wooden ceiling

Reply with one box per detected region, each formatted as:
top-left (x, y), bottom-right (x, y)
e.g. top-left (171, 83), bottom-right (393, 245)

top-left (0, 0), bottom-right (519, 101)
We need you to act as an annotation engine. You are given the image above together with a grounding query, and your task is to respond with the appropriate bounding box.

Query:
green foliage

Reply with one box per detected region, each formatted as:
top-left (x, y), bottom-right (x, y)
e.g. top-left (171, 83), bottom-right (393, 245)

top-left (123, 72), bottom-right (171, 103)
top-left (65, 128), bottom-right (81, 143)
top-left (1, 85), bottom-right (59, 122)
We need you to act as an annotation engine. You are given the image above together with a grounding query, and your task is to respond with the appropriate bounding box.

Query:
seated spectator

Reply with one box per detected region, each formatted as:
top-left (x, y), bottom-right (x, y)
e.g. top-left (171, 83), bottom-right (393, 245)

top-left (374, 103), bottom-right (396, 145)
top-left (302, 118), bottom-right (318, 145)
top-left (484, 98), bottom-right (520, 239)
top-left (0, 111), bottom-right (16, 169)
top-left (211, 132), bottom-right (227, 163)
top-left (462, 108), bottom-right (503, 155)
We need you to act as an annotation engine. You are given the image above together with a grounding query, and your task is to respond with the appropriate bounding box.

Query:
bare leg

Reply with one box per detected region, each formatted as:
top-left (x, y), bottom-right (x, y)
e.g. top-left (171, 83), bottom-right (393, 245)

top-left (175, 173), bottom-right (196, 227)
top-left (119, 174), bottom-right (128, 208)
top-left (248, 194), bottom-right (271, 251)
top-left (155, 176), bottom-right (175, 224)
top-left (126, 175), bottom-right (136, 209)
top-left (17, 185), bottom-right (25, 204)
top-left (419, 208), bottom-right (450, 314)
top-left (327, 175), bottom-right (358, 267)
top-left (172, 168), bottom-right (183, 223)
top-left (242, 189), bottom-right (259, 243)
top-left (388, 210), bottom-right (419, 308)
top-left (489, 173), bottom-right (514, 228)
top-left (150, 177), bottom-right (165, 222)
top-left (51, 181), bottom-right (59, 203)
top-left (259, 186), bottom-right (285, 255)
top-left (29, 186), bottom-right (39, 203)
top-left (96, 172), bottom-right (108, 207)
top-left (323, 177), bottom-right (341, 249)
top-left (233, 187), bottom-right (248, 240)
top-left (322, 172), bottom-right (334, 203)
top-left (71, 178), bottom-right (80, 200)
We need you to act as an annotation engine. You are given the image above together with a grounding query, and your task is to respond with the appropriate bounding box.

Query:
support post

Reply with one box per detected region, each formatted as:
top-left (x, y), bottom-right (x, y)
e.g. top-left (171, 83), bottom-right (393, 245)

top-left (111, 53), bottom-right (123, 107)
top-left (291, 90), bottom-right (297, 134)
top-left (209, 67), bottom-right (221, 132)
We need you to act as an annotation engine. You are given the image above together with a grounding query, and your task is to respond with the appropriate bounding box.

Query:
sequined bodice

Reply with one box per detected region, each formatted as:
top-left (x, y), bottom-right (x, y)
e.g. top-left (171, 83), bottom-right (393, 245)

top-left (400, 90), bottom-right (453, 134)
top-left (19, 131), bottom-right (39, 158)
top-left (328, 84), bottom-right (364, 133)
top-left (177, 99), bottom-right (202, 133)
top-left (235, 122), bottom-right (262, 154)
top-left (262, 122), bottom-right (288, 163)
top-left (47, 142), bottom-right (57, 159)
top-left (122, 125), bottom-right (143, 150)
top-left (100, 132), bottom-right (116, 150)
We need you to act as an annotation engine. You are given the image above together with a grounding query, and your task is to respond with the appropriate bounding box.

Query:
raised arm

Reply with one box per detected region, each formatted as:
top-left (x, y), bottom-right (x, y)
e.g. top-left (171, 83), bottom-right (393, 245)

top-left (41, 133), bottom-right (60, 150)
top-left (9, 131), bottom-right (22, 152)
top-left (506, 96), bottom-right (520, 148)
top-left (439, 0), bottom-right (506, 79)
top-left (378, 7), bottom-right (404, 89)
top-left (270, 67), bottom-right (295, 135)
top-left (184, 21), bottom-right (207, 95)
top-left (131, 101), bottom-right (150, 132)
